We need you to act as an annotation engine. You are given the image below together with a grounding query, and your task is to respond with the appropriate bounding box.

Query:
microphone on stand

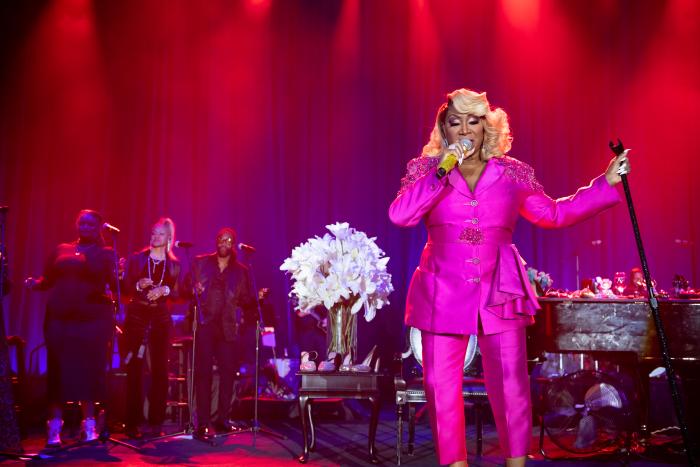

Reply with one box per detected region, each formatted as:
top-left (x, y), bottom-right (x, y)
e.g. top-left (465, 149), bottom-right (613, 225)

top-left (436, 139), bottom-right (474, 179)
top-left (103, 222), bottom-right (121, 234)
top-left (238, 242), bottom-right (256, 253)
top-left (174, 240), bottom-right (194, 248)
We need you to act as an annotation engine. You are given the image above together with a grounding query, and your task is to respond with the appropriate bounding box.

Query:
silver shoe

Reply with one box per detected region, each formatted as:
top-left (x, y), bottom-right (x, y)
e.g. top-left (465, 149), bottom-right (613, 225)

top-left (81, 417), bottom-right (99, 442)
top-left (46, 418), bottom-right (63, 448)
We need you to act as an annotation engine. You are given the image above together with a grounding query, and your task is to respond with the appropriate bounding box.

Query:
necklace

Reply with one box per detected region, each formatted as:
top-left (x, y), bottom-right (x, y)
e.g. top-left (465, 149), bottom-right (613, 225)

top-left (148, 254), bottom-right (167, 286)
top-left (74, 242), bottom-right (95, 256)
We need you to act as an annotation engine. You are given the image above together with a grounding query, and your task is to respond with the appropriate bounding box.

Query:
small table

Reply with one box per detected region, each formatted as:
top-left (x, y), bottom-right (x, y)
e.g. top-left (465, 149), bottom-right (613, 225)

top-left (297, 371), bottom-right (383, 464)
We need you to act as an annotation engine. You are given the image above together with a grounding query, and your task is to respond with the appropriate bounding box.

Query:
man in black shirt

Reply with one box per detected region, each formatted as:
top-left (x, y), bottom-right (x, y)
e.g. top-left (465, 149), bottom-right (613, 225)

top-left (187, 227), bottom-right (255, 439)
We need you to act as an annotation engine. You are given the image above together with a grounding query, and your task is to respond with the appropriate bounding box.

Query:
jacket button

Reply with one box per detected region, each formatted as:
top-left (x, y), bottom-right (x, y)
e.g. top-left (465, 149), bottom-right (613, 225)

top-left (472, 257), bottom-right (480, 264)
top-left (430, 184), bottom-right (436, 191)
top-left (470, 200), bottom-right (478, 207)
top-left (472, 277), bottom-right (481, 283)
top-left (472, 218), bottom-right (479, 224)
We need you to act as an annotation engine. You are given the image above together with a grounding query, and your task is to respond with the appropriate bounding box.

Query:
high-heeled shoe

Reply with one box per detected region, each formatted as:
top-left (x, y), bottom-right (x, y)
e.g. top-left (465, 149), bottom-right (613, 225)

top-left (300, 351), bottom-right (319, 372)
top-left (318, 352), bottom-right (342, 372)
top-left (338, 353), bottom-right (353, 372)
top-left (81, 417), bottom-right (99, 442)
top-left (46, 418), bottom-right (63, 448)
top-left (351, 345), bottom-right (378, 372)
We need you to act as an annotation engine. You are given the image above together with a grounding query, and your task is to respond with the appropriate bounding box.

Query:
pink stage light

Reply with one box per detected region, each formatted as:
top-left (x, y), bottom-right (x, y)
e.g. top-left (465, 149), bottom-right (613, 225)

top-left (501, 0), bottom-right (540, 31)
top-left (245, 0), bottom-right (272, 17)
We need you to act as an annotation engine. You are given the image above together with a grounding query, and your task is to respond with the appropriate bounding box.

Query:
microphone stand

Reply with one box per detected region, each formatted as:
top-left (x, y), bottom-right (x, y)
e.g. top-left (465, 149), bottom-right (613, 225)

top-left (218, 248), bottom-right (285, 444)
top-left (610, 139), bottom-right (696, 465)
top-left (47, 230), bottom-right (141, 454)
top-left (144, 244), bottom-right (214, 446)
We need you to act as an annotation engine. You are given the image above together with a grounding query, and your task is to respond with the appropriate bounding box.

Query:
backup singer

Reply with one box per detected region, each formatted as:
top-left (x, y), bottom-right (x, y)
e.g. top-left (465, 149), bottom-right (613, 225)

top-left (25, 209), bottom-right (115, 446)
top-left (186, 227), bottom-right (255, 439)
top-left (123, 217), bottom-right (181, 439)
top-left (388, 88), bottom-right (630, 467)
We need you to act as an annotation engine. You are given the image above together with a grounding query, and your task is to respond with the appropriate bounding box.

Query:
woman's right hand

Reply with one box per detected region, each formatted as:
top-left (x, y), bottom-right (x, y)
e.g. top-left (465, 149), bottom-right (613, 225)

top-left (438, 140), bottom-right (476, 168)
top-left (137, 278), bottom-right (154, 290)
top-left (24, 277), bottom-right (39, 290)
top-left (194, 282), bottom-right (205, 295)
top-left (437, 143), bottom-right (466, 167)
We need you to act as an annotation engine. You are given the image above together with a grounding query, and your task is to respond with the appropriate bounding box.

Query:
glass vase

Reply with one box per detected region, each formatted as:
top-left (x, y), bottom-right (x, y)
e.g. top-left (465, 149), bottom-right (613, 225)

top-left (326, 303), bottom-right (357, 362)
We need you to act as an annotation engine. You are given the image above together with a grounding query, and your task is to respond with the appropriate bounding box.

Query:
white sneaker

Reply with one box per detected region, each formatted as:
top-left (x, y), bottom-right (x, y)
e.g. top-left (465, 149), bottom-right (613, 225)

top-left (81, 417), bottom-right (99, 442)
top-left (46, 418), bottom-right (63, 447)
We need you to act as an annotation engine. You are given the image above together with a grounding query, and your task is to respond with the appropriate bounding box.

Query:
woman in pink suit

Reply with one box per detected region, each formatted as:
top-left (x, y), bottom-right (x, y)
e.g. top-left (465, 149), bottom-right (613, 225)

top-left (389, 88), bottom-right (630, 467)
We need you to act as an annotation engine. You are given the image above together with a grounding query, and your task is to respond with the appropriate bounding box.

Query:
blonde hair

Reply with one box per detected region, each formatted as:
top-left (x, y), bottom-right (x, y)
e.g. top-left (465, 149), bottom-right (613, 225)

top-left (422, 88), bottom-right (512, 159)
top-left (153, 217), bottom-right (178, 260)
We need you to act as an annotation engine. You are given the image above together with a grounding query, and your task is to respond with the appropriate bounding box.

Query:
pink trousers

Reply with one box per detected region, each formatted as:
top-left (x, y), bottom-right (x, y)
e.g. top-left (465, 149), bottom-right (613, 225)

top-left (422, 327), bottom-right (531, 465)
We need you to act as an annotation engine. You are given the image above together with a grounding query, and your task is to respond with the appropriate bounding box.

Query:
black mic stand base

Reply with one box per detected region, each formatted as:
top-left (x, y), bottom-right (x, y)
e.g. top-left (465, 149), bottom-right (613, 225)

top-left (99, 431), bottom-right (142, 452)
top-left (142, 424), bottom-right (216, 447)
top-left (215, 422), bottom-right (287, 444)
top-left (42, 428), bottom-right (142, 455)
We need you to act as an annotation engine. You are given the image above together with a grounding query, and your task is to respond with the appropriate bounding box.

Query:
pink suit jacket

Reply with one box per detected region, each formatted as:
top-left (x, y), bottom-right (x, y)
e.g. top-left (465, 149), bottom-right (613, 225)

top-left (389, 155), bottom-right (621, 336)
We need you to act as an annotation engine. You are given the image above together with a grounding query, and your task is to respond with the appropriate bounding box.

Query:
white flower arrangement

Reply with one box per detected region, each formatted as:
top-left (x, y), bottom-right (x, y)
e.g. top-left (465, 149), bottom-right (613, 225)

top-left (280, 222), bottom-right (394, 322)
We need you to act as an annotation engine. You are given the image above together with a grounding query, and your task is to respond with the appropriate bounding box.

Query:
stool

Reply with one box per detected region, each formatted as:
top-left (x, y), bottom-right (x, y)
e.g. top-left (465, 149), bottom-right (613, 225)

top-left (167, 336), bottom-right (192, 428)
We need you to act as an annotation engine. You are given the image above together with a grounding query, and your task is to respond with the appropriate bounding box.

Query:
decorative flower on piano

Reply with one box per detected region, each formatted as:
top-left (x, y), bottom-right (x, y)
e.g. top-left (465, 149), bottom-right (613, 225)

top-left (526, 267), bottom-right (553, 296)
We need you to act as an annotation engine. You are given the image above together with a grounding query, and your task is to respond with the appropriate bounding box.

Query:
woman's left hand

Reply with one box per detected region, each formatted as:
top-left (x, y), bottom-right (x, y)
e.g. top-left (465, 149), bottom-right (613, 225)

top-left (146, 286), bottom-right (165, 301)
top-left (605, 149), bottom-right (631, 186)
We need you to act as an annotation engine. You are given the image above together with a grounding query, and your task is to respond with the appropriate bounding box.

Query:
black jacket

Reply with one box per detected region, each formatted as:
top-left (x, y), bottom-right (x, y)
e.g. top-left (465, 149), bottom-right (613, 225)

top-left (186, 253), bottom-right (256, 341)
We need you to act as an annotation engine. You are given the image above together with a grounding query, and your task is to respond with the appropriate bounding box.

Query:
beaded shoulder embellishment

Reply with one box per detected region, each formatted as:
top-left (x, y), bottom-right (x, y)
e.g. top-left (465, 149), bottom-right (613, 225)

top-left (397, 156), bottom-right (439, 196)
top-left (494, 156), bottom-right (544, 193)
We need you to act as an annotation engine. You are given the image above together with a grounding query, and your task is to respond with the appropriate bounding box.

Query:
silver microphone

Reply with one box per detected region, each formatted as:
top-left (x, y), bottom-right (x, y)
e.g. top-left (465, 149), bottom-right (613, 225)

top-left (458, 138), bottom-right (474, 153)
top-left (238, 242), bottom-right (256, 253)
top-left (102, 222), bottom-right (121, 234)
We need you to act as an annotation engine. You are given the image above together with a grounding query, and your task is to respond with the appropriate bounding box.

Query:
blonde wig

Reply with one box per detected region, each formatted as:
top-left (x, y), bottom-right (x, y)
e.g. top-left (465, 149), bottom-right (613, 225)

top-left (422, 88), bottom-right (512, 159)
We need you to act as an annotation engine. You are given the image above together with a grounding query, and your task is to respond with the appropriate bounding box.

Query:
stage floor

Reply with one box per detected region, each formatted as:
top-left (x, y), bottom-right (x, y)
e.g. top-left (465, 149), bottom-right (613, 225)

top-left (2, 406), bottom-right (690, 466)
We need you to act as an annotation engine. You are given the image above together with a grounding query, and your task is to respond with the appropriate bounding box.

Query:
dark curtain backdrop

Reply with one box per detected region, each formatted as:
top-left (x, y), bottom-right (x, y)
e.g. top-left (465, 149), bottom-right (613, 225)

top-left (1, 0), bottom-right (699, 372)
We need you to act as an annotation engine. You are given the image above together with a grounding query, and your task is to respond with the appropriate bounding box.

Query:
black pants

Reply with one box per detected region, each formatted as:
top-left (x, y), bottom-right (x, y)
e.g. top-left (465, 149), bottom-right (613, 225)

top-left (44, 309), bottom-right (112, 405)
top-left (194, 321), bottom-right (239, 426)
top-left (123, 303), bottom-right (171, 428)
